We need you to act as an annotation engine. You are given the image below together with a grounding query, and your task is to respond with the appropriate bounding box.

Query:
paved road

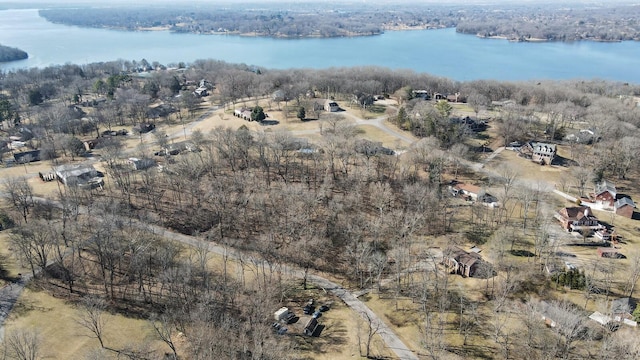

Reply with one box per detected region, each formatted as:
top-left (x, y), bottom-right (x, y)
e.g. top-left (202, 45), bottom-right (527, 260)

top-left (0, 274), bottom-right (30, 341)
top-left (142, 224), bottom-right (419, 360)
top-left (309, 275), bottom-right (419, 360)
top-left (0, 196), bottom-right (418, 359)
top-left (340, 111), bottom-right (416, 144)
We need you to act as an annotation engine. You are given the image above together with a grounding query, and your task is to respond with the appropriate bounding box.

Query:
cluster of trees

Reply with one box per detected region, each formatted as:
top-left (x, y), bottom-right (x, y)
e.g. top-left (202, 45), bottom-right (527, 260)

top-left (2, 55), bottom-right (640, 358)
top-left (38, 2), bottom-right (640, 42)
top-left (551, 268), bottom-right (587, 290)
top-left (3, 188), bottom-right (293, 359)
top-left (456, 3), bottom-right (640, 42)
top-left (0, 44), bottom-right (28, 63)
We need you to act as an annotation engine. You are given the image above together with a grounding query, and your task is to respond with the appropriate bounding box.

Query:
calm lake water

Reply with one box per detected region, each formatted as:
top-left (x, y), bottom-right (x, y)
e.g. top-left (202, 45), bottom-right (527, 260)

top-left (2, 9), bottom-right (640, 83)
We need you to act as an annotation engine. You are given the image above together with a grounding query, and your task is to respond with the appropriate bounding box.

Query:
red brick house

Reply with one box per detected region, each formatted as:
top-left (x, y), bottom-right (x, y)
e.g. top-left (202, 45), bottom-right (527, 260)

top-left (444, 247), bottom-right (483, 277)
top-left (554, 206), bottom-right (601, 232)
top-left (615, 197), bottom-right (636, 219)
top-left (592, 180), bottom-right (617, 210)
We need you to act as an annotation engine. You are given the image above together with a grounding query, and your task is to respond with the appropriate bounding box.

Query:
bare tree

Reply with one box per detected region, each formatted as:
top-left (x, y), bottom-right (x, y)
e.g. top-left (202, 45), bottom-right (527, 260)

top-left (3, 328), bottom-right (42, 360)
top-left (76, 296), bottom-right (108, 348)
top-left (3, 177), bottom-right (34, 223)
top-left (572, 167), bottom-right (591, 197)
top-left (10, 220), bottom-right (56, 278)
top-left (625, 251), bottom-right (640, 299)
top-left (357, 311), bottom-right (382, 359)
top-left (150, 313), bottom-right (178, 360)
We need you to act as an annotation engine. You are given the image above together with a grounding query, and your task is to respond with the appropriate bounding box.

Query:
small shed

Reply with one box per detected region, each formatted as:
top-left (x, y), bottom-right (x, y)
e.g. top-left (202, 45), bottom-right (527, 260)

top-left (304, 317), bottom-right (320, 336)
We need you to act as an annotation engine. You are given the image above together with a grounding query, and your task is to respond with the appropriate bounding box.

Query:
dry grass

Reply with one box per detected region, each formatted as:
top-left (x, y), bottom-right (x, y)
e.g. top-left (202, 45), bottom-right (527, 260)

top-left (201, 250), bottom-right (381, 360)
top-left (288, 287), bottom-right (394, 360)
top-left (4, 289), bottom-right (166, 359)
top-left (354, 125), bottom-right (408, 149)
top-left (484, 149), bottom-right (568, 186)
top-left (0, 231), bottom-right (28, 286)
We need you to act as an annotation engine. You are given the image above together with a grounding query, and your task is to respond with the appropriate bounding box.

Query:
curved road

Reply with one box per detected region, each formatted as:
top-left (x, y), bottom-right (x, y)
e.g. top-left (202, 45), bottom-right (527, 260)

top-left (0, 195), bottom-right (419, 359)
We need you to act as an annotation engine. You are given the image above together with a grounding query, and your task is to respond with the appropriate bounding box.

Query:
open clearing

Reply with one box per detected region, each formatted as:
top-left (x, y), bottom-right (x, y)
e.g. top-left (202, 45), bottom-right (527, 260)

top-left (3, 289), bottom-right (166, 359)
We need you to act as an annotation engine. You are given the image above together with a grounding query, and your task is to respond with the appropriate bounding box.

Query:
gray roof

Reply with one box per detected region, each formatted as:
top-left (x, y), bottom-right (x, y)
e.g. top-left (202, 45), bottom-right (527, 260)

top-left (595, 180), bottom-right (617, 197)
top-left (615, 197), bottom-right (636, 209)
top-left (611, 298), bottom-right (636, 314)
top-left (54, 164), bottom-right (98, 184)
top-left (531, 142), bottom-right (556, 154)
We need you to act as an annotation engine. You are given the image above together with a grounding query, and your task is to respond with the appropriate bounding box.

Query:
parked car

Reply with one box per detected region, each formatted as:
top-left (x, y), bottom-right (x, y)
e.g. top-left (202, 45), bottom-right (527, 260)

top-left (303, 304), bottom-right (315, 315)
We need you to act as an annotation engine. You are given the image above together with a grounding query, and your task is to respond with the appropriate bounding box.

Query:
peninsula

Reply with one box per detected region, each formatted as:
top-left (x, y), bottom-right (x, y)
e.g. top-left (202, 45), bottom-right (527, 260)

top-left (0, 44), bottom-right (28, 62)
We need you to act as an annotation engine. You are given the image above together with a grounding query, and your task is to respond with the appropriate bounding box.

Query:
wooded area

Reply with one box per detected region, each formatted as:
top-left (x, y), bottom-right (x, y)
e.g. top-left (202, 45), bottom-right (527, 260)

top-left (0, 45), bottom-right (28, 63)
top-left (38, 2), bottom-right (640, 41)
top-left (1, 57), bottom-right (640, 358)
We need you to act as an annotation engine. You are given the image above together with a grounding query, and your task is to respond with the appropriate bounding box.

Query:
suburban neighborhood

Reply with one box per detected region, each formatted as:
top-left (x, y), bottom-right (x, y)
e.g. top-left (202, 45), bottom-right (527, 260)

top-left (0, 54), bottom-right (640, 359)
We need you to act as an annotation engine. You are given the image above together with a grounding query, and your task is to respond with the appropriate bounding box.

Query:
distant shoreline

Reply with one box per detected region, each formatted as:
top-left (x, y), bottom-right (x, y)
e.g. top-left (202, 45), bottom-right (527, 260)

top-left (0, 44), bottom-right (28, 63)
top-left (53, 22), bottom-right (632, 43)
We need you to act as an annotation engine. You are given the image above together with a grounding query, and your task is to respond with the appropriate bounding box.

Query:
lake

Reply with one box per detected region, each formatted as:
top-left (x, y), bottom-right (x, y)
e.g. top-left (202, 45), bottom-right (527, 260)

top-left (1, 9), bottom-right (640, 83)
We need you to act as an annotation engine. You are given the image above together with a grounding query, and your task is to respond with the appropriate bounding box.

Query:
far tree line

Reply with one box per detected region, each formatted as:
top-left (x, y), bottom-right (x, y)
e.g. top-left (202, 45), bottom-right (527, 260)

top-left (38, 2), bottom-right (640, 41)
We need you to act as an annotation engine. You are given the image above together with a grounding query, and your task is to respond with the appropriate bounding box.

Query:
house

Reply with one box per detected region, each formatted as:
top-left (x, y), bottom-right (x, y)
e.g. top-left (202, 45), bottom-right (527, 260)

top-left (233, 107), bottom-right (253, 120)
top-left (591, 180), bottom-right (617, 210)
top-left (194, 86), bottom-right (208, 97)
top-left (354, 139), bottom-right (394, 156)
top-left (519, 142), bottom-right (556, 165)
top-left (83, 137), bottom-right (112, 151)
top-left (450, 116), bottom-right (487, 132)
top-left (148, 104), bottom-right (177, 119)
top-left (54, 164), bottom-right (102, 188)
top-left (271, 89), bottom-right (289, 102)
top-left (132, 123), bottom-right (155, 134)
top-left (491, 99), bottom-right (516, 108)
top-left (446, 92), bottom-right (461, 102)
top-left (614, 197), bottom-right (635, 218)
top-left (450, 183), bottom-right (482, 201)
top-left (433, 92), bottom-right (445, 100)
top-left (565, 129), bottom-right (598, 144)
top-left (128, 157), bottom-right (156, 170)
top-left (554, 206), bottom-right (601, 232)
top-left (324, 100), bottom-right (339, 112)
top-left (13, 149), bottom-right (40, 163)
top-left (412, 89), bottom-right (430, 100)
top-left (443, 247), bottom-right (486, 277)
top-left (611, 298), bottom-right (636, 319)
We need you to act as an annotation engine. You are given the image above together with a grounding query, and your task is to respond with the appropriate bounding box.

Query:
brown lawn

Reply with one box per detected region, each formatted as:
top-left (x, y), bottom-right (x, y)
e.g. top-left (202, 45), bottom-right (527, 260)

top-left (4, 289), bottom-right (166, 359)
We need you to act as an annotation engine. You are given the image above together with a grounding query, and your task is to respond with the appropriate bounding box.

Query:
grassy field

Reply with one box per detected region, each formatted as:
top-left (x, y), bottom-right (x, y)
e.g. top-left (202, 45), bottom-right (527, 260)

top-left (3, 289), bottom-right (166, 359)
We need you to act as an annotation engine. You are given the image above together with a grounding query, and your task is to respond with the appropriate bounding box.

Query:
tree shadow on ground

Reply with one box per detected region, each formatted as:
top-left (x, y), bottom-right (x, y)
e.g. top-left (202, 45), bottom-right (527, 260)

top-left (260, 120), bottom-right (280, 126)
top-left (509, 249), bottom-right (535, 257)
top-left (447, 344), bottom-right (496, 359)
